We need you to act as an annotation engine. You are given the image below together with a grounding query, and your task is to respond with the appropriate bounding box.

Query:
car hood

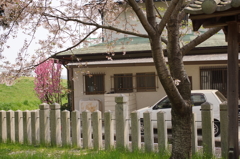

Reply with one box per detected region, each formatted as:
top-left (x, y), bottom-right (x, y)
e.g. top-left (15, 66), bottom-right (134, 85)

top-left (136, 107), bottom-right (152, 113)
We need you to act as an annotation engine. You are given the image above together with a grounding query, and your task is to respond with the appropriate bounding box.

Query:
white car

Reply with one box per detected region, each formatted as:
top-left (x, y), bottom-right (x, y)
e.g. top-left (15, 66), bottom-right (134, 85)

top-left (137, 90), bottom-right (227, 137)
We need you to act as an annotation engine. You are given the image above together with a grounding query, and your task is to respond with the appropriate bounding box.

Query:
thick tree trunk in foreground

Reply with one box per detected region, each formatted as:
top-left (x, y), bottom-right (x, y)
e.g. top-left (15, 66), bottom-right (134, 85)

top-left (150, 33), bottom-right (192, 159)
top-left (171, 103), bottom-right (192, 159)
top-left (166, 2), bottom-right (192, 158)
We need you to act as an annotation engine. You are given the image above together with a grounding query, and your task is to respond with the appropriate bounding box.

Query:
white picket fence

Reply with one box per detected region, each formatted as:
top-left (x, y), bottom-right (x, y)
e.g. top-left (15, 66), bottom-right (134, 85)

top-left (0, 96), bottom-right (229, 158)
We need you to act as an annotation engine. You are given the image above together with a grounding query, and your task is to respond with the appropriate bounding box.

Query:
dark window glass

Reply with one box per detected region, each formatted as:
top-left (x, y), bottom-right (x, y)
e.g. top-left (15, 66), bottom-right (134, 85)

top-left (114, 74), bottom-right (133, 93)
top-left (215, 91), bottom-right (227, 103)
top-left (200, 67), bottom-right (228, 97)
top-left (85, 74), bottom-right (104, 94)
top-left (191, 94), bottom-right (206, 106)
top-left (136, 72), bottom-right (156, 92)
top-left (153, 97), bottom-right (171, 110)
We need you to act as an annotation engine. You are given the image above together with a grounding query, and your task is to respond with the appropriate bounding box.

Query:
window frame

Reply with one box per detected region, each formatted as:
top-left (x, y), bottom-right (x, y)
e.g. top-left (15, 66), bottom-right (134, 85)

top-left (136, 72), bottom-right (156, 92)
top-left (153, 97), bottom-right (171, 110)
top-left (190, 93), bottom-right (206, 106)
top-left (113, 73), bottom-right (133, 93)
top-left (84, 74), bottom-right (105, 95)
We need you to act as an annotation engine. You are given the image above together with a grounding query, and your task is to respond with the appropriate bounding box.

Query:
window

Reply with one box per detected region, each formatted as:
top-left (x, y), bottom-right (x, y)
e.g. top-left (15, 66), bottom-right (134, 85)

top-left (152, 93), bottom-right (206, 110)
top-left (114, 74), bottom-right (133, 93)
top-left (85, 74), bottom-right (105, 94)
top-left (153, 97), bottom-right (171, 110)
top-left (200, 66), bottom-right (228, 97)
top-left (136, 72), bottom-right (156, 92)
top-left (191, 94), bottom-right (206, 106)
top-left (215, 91), bottom-right (227, 103)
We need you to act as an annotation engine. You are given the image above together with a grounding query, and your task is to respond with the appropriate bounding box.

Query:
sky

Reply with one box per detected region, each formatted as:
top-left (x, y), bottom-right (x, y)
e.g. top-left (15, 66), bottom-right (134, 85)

top-left (0, 27), bottom-right (68, 77)
top-left (0, 0), bottom-right (100, 78)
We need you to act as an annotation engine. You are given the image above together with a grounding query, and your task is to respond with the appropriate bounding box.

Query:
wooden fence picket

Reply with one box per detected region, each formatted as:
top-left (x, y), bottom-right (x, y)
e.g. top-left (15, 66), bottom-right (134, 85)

top-left (39, 103), bottom-right (50, 146)
top-left (131, 110), bottom-right (141, 151)
top-left (6, 110), bottom-right (15, 142)
top-left (92, 110), bottom-right (102, 150)
top-left (0, 110), bottom-right (7, 143)
top-left (23, 110), bottom-right (31, 144)
top-left (201, 102), bottom-right (215, 156)
top-left (82, 110), bottom-right (91, 149)
top-left (50, 103), bottom-right (61, 147)
top-left (61, 110), bottom-right (71, 147)
top-left (157, 111), bottom-right (167, 153)
top-left (31, 110), bottom-right (39, 146)
top-left (143, 111), bottom-right (154, 152)
top-left (115, 96), bottom-right (129, 149)
top-left (15, 110), bottom-right (23, 143)
top-left (71, 110), bottom-right (81, 148)
top-left (104, 110), bottom-right (114, 150)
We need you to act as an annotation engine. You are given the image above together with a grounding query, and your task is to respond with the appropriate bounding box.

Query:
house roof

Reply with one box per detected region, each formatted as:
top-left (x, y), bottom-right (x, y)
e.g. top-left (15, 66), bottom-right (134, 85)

top-left (57, 33), bottom-right (226, 56)
top-left (184, 0), bottom-right (240, 15)
top-left (59, 37), bottom-right (151, 56)
top-left (55, 33), bottom-right (228, 64)
top-left (184, 0), bottom-right (240, 31)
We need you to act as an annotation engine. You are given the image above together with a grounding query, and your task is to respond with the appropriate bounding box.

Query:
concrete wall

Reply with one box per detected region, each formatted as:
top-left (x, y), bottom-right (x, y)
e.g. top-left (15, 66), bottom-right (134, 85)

top-left (72, 63), bottom-right (228, 112)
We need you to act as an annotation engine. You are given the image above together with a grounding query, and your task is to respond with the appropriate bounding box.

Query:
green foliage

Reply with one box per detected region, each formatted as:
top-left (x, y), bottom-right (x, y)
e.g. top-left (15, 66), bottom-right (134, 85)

top-left (0, 77), bottom-right (68, 111)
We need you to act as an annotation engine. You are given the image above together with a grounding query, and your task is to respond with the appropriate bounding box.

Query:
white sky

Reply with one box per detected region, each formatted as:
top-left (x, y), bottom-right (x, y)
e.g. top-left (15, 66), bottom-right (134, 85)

top-left (1, 27), bottom-right (68, 76)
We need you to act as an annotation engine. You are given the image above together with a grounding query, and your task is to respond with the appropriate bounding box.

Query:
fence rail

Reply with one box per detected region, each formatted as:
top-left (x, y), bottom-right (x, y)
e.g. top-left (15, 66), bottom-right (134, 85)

top-left (0, 97), bottom-right (229, 158)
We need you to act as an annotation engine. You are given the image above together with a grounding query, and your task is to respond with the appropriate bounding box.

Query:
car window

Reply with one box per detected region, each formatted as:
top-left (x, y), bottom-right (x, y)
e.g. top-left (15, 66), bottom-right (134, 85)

top-left (215, 91), bottom-right (227, 103)
top-left (153, 97), bottom-right (171, 110)
top-left (191, 94), bottom-right (206, 106)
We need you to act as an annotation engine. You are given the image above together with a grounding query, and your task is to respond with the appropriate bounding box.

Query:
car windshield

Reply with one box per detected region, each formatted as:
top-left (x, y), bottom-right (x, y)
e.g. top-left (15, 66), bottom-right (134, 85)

top-left (191, 94), bottom-right (206, 106)
top-left (153, 97), bottom-right (171, 109)
top-left (215, 91), bottom-right (227, 103)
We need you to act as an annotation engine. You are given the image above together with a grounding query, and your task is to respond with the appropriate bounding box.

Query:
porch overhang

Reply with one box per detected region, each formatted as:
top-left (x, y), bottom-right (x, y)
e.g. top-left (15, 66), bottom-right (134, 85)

top-left (66, 53), bottom-right (240, 68)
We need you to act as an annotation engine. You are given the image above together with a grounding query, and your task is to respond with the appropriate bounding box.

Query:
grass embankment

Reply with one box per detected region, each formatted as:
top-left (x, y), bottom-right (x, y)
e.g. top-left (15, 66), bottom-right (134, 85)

top-left (0, 77), bottom-right (41, 110)
top-left (0, 143), bottom-right (170, 159)
top-left (0, 77), bottom-right (68, 111)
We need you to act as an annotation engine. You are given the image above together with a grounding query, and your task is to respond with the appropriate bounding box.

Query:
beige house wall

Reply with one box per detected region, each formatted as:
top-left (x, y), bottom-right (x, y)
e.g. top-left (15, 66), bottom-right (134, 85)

top-left (72, 63), bottom-right (228, 112)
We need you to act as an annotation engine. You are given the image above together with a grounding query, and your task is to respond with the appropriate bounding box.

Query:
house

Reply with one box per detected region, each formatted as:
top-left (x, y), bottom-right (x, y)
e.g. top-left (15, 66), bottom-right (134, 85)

top-left (54, 34), bottom-right (240, 113)
top-left (53, 1), bottom-right (240, 113)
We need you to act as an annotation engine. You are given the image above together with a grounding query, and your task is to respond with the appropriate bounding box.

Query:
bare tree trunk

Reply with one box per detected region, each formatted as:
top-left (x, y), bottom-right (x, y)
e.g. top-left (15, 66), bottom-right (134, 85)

top-left (166, 3), bottom-right (192, 158)
top-left (171, 103), bottom-right (192, 159)
top-left (149, 31), bottom-right (192, 159)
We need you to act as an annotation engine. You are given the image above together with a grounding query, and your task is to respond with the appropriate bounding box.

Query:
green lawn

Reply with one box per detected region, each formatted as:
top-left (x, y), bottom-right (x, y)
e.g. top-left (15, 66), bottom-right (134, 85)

top-left (0, 142), bottom-right (220, 159)
top-left (0, 143), bottom-right (170, 159)
top-left (0, 77), bottom-right (68, 111)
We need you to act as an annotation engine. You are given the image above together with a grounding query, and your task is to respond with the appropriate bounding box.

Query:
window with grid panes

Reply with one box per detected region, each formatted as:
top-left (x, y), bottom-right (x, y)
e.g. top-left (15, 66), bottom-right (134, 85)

top-left (114, 74), bottom-right (133, 93)
top-left (85, 74), bottom-right (105, 94)
top-left (136, 72), bottom-right (156, 92)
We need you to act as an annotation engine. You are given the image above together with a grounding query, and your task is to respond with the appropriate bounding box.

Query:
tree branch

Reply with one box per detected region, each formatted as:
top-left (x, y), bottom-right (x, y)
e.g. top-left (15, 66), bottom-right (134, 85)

top-left (154, 4), bottom-right (162, 19)
top-left (157, 0), bottom-right (181, 34)
top-left (43, 13), bottom-right (149, 38)
top-left (161, 36), bottom-right (168, 44)
top-left (34, 27), bottom-right (99, 67)
top-left (127, 0), bottom-right (155, 36)
top-left (145, 0), bottom-right (156, 29)
top-left (181, 27), bottom-right (222, 55)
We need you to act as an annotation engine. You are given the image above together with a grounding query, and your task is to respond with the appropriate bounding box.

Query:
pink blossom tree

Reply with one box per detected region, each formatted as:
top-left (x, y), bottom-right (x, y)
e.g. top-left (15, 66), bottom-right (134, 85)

top-left (34, 58), bottom-right (63, 105)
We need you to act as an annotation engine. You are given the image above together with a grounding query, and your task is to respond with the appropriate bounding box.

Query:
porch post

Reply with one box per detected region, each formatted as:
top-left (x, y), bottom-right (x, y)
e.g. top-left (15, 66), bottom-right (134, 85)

top-left (227, 21), bottom-right (239, 159)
